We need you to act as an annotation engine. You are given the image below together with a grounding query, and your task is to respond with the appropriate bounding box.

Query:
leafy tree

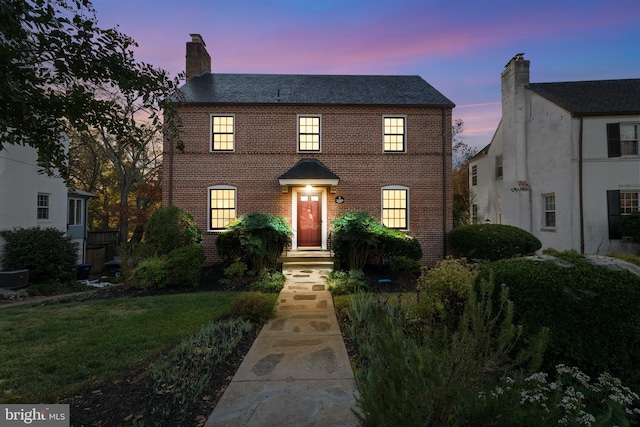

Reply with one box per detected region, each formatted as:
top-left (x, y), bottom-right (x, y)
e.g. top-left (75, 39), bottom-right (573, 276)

top-left (0, 0), bottom-right (181, 176)
top-left (451, 119), bottom-right (478, 228)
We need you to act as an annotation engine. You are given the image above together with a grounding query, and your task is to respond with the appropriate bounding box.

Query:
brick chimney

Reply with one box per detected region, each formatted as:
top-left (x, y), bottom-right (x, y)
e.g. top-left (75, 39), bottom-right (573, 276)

top-left (185, 34), bottom-right (211, 81)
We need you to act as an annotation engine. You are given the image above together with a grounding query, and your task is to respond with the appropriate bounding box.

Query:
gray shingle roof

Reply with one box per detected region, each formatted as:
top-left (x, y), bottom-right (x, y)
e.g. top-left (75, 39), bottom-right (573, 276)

top-left (178, 73), bottom-right (454, 107)
top-left (528, 79), bottom-right (640, 115)
top-left (278, 159), bottom-right (339, 180)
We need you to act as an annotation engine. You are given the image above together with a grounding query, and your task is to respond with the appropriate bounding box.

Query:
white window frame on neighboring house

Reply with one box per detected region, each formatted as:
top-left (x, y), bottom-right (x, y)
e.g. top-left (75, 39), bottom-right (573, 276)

top-left (211, 115), bottom-right (235, 152)
top-left (208, 185), bottom-right (237, 231)
top-left (620, 123), bottom-right (639, 156)
top-left (471, 165), bottom-right (478, 186)
top-left (471, 204), bottom-right (478, 224)
top-left (620, 191), bottom-right (639, 215)
top-left (37, 193), bottom-right (50, 221)
top-left (381, 186), bottom-right (409, 230)
top-left (298, 115), bottom-right (321, 152)
top-left (68, 198), bottom-right (83, 226)
top-left (383, 116), bottom-right (406, 153)
top-left (542, 193), bottom-right (556, 230)
top-left (495, 155), bottom-right (503, 179)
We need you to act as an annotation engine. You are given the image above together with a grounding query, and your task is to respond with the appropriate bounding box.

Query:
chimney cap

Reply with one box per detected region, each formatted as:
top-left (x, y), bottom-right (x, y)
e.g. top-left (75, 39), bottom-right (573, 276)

top-left (505, 53), bottom-right (526, 67)
top-left (190, 34), bottom-right (206, 46)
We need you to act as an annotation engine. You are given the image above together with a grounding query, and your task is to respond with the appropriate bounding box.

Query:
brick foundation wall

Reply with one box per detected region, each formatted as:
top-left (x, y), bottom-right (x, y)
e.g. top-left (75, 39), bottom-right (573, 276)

top-left (164, 104), bottom-right (452, 267)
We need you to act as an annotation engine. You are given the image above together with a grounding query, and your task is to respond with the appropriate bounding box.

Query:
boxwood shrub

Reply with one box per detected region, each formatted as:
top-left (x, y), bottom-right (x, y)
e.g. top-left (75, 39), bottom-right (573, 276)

top-left (448, 224), bottom-right (541, 262)
top-left (166, 244), bottom-right (205, 287)
top-left (476, 253), bottom-right (640, 390)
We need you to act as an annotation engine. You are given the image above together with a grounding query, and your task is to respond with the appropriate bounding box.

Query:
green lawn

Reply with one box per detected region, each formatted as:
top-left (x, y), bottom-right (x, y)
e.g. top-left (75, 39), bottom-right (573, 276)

top-left (0, 291), bottom-right (248, 403)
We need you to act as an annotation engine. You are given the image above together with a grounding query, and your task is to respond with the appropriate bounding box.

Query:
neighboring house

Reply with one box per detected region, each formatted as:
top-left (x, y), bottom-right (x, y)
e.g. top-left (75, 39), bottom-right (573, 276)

top-left (0, 140), bottom-right (94, 268)
top-left (163, 34), bottom-right (455, 266)
top-left (469, 54), bottom-right (640, 255)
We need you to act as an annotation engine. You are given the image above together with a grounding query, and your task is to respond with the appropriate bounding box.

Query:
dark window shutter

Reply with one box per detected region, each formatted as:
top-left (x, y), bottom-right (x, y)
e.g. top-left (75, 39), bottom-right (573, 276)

top-left (607, 190), bottom-right (622, 239)
top-left (607, 123), bottom-right (621, 158)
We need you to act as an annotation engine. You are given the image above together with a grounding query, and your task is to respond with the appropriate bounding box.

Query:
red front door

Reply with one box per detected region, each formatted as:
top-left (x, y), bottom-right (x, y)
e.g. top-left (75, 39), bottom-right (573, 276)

top-left (297, 193), bottom-right (321, 247)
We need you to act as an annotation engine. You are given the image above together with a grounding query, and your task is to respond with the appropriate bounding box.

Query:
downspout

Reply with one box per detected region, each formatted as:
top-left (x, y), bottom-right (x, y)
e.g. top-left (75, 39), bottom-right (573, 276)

top-left (579, 116), bottom-right (584, 254)
top-left (167, 112), bottom-right (174, 207)
top-left (442, 107), bottom-right (448, 257)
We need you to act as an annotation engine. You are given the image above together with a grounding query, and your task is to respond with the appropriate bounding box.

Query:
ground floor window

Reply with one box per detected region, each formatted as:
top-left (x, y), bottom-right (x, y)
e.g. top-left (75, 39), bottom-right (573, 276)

top-left (209, 186), bottom-right (236, 230)
top-left (68, 198), bottom-right (83, 226)
top-left (620, 191), bottom-right (639, 215)
top-left (37, 193), bottom-right (50, 220)
top-left (542, 193), bottom-right (556, 228)
top-left (382, 187), bottom-right (408, 229)
top-left (471, 204), bottom-right (478, 224)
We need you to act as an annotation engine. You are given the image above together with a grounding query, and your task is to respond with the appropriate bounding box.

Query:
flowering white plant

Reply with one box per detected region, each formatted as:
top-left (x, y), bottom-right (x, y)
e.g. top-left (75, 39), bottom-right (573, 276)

top-left (478, 365), bottom-right (640, 426)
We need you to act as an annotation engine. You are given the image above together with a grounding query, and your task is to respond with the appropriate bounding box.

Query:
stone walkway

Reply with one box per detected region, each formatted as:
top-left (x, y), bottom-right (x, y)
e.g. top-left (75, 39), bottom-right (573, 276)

top-left (205, 260), bottom-right (360, 427)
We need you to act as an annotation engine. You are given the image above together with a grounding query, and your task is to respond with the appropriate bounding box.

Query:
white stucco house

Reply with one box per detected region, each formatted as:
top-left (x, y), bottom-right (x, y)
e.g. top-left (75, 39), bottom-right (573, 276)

top-left (0, 141), bottom-right (94, 270)
top-left (469, 54), bottom-right (640, 255)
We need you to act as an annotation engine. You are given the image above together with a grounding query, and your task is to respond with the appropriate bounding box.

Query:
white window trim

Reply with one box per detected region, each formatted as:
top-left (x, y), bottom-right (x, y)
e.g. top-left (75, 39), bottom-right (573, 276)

top-left (297, 114), bottom-right (322, 153)
top-left (541, 193), bottom-right (556, 231)
top-left (382, 115), bottom-right (407, 153)
top-left (37, 193), bottom-right (50, 222)
top-left (620, 123), bottom-right (639, 157)
top-left (208, 185), bottom-right (237, 231)
top-left (471, 165), bottom-right (478, 186)
top-left (210, 114), bottom-right (236, 152)
top-left (381, 185), bottom-right (409, 230)
top-left (68, 198), bottom-right (83, 227)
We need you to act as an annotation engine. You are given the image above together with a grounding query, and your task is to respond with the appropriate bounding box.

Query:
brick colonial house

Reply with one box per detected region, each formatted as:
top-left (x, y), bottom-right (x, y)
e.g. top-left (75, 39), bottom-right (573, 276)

top-left (163, 34), bottom-right (455, 266)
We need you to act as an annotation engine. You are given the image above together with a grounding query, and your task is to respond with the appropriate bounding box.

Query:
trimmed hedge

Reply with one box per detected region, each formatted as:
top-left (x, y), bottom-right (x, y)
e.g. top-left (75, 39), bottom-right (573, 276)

top-left (477, 253), bottom-right (640, 390)
top-left (166, 244), bottom-right (205, 287)
top-left (143, 206), bottom-right (202, 256)
top-left (0, 227), bottom-right (78, 283)
top-left (448, 224), bottom-right (541, 262)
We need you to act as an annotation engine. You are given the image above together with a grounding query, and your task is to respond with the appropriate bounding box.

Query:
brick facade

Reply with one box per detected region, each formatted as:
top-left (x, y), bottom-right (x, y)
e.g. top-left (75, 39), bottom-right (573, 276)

top-left (164, 103), bottom-right (452, 266)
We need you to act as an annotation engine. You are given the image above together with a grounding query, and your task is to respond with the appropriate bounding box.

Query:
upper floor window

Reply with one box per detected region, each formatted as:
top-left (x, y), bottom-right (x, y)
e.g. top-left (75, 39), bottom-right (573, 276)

top-left (542, 193), bottom-right (556, 228)
top-left (209, 186), bottom-right (236, 230)
top-left (607, 122), bottom-right (639, 157)
top-left (383, 116), bottom-right (406, 152)
top-left (471, 165), bottom-right (478, 186)
top-left (620, 123), bottom-right (639, 156)
top-left (495, 155), bottom-right (503, 179)
top-left (37, 194), bottom-right (50, 220)
top-left (382, 186), bottom-right (408, 229)
top-left (68, 199), bottom-right (83, 226)
top-left (298, 115), bottom-right (320, 151)
top-left (211, 115), bottom-right (234, 151)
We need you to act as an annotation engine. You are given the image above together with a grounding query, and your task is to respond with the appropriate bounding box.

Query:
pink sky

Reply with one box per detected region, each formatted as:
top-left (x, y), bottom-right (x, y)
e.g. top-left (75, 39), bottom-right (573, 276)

top-left (91, 0), bottom-right (640, 150)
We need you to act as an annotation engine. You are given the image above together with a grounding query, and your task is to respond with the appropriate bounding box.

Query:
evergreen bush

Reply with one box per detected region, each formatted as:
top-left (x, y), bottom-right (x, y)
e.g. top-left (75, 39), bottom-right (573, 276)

top-left (230, 292), bottom-right (276, 322)
top-left (130, 257), bottom-right (168, 289)
top-left (166, 244), bottom-right (205, 287)
top-left (448, 224), bottom-right (541, 262)
top-left (143, 206), bottom-right (202, 256)
top-left (218, 213), bottom-right (292, 271)
top-left (619, 211), bottom-right (640, 244)
top-left (477, 253), bottom-right (640, 390)
top-left (0, 227), bottom-right (78, 283)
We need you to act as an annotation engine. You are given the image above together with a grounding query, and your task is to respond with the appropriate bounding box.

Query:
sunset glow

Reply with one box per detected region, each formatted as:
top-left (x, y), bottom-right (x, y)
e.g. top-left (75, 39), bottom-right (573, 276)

top-left (91, 0), bottom-right (640, 150)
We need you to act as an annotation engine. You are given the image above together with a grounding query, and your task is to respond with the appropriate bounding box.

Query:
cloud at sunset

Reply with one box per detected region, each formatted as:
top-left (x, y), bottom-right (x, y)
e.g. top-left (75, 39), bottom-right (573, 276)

top-left (91, 0), bottom-right (640, 149)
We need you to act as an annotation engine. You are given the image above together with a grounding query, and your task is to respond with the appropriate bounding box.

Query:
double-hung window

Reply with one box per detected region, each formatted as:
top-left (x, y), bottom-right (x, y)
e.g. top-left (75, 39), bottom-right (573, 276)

top-left (298, 116), bottom-right (320, 152)
top-left (382, 187), bottom-right (408, 229)
top-left (620, 123), bottom-right (639, 156)
top-left (471, 165), bottom-right (478, 186)
top-left (37, 194), bottom-right (50, 220)
top-left (542, 193), bottom-right (556, 229)
top-left (383, 116), bottom-right (406, 152)
top-left (211, 115), bottom-right (234, 151)
top-left (620, 191), bottom-right (639, 215)
top-left (209, 186), bottom-right (236, 230)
